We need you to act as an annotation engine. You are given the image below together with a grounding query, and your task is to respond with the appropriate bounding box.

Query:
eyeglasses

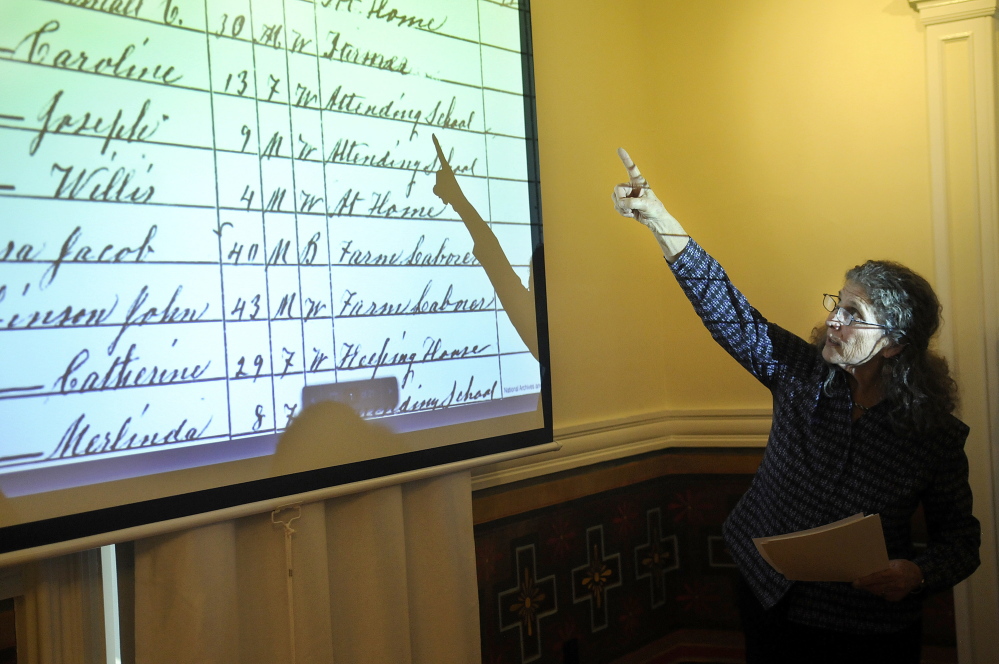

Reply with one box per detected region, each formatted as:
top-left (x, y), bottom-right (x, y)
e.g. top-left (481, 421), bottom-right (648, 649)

top-left (822, 294), bottom-right (893, 330)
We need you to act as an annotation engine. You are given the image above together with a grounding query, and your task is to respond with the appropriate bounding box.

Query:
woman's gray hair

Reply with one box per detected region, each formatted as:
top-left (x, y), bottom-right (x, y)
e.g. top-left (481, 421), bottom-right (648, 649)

top-left (822, 260), bottom-right (958, 435)
top-left (846, 261), bottom-right (937, 352)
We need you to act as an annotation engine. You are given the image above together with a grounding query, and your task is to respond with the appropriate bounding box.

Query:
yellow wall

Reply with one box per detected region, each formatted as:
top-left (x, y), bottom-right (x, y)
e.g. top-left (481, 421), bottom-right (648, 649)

top-left (530, 0), bottom-right (936, 428)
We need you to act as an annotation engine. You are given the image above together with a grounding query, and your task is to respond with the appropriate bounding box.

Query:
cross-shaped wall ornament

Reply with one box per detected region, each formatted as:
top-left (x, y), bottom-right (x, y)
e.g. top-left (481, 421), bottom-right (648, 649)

top-left (634, 507), bottom-right (679, 608)
top-left (572, 525), bottom-right (621, 632)
top-left (498, 544), bottom-right (558, 663)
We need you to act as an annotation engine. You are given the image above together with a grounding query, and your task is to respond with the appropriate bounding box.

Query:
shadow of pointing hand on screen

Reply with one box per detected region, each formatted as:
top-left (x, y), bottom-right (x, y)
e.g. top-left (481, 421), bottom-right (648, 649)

top-left (431, 135), bottom-right (539, 361)
top-left (432, 135), bottom-right (467, 208)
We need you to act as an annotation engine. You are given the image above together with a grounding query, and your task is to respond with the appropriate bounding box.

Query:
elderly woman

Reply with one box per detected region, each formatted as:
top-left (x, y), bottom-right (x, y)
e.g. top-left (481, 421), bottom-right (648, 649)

top-left (611, 149), bottom-right (980, 664)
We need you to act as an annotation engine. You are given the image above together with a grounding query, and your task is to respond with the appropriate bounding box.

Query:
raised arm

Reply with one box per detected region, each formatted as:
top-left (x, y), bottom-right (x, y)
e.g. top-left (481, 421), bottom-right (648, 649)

top-left (432, 135), bottom-right (539, 360)
top-left (611, 148), bottom-right (820, 385)
top-left (611, 148), bottom-right (690, 262)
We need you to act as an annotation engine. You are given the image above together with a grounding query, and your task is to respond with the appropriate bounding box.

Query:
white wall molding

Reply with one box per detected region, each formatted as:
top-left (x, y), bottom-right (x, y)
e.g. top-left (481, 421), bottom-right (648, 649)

top-left (909, 0), bottom-right (997, 25)
top-left (911, 0), bottom-right (999, 661)
top-left (471, 408), bottom-right (771, 491)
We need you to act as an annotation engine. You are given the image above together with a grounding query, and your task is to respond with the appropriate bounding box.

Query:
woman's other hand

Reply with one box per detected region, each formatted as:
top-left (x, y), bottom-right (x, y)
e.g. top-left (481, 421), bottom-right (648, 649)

top-left (852, 559), bottom-right (924, 602)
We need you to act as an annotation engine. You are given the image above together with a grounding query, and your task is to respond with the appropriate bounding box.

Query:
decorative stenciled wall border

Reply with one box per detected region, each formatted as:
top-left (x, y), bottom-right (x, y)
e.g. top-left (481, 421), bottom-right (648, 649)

top-left (473, 452), bottom-right (760, 664)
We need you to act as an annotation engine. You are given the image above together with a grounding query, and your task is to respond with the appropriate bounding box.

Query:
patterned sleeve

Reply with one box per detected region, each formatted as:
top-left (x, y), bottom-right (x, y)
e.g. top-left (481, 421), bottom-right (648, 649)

top-left (915, 423), bottom-right (981, 592)
top-left (668, 240), bottom-right (817, 389)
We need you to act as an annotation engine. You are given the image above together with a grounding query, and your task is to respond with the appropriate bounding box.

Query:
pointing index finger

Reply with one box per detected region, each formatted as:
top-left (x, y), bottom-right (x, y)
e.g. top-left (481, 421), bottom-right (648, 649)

top-left (617, 147), bottom-right (647, 196)
top-left (432, 134), bottom-right (452, 171)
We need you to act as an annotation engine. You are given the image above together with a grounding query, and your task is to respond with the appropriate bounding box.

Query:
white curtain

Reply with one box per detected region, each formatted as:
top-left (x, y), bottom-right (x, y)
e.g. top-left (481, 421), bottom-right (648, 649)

top-left (129, 469), bottom-right (481, 664)
top-left (16, 548), bottom-right (106, 664)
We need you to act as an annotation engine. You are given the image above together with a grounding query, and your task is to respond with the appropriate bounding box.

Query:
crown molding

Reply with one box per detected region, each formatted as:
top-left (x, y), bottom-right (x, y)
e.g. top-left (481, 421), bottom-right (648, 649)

top-left (471, 408), bottom-right (771, 490)
top-left (909, 0), bottom-right (998, 25)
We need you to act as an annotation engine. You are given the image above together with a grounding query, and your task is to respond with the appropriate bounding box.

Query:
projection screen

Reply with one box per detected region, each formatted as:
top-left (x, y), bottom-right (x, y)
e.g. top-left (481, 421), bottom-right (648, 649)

top-left (0, 0), bottom-right (551, 561)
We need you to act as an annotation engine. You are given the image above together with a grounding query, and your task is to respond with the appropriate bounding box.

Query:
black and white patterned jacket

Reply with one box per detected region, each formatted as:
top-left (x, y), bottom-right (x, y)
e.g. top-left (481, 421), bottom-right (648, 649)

top-left (671, 240), bottom-right (980, 633)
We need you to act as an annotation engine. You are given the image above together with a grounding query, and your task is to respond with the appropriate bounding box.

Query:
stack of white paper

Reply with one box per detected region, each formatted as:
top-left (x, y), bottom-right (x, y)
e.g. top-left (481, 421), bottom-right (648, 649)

top-left (753, 513), bottom-right (890, 582)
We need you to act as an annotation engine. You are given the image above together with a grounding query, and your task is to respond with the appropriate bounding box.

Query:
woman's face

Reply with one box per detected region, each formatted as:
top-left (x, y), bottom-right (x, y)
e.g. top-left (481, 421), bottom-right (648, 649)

top-left (821, 282), bottom-right (893, 370)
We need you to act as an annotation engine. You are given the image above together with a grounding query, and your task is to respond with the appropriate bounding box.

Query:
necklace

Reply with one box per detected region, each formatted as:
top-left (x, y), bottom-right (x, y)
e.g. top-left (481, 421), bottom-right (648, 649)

top-left (852, 401), bottom-right (869, 412)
